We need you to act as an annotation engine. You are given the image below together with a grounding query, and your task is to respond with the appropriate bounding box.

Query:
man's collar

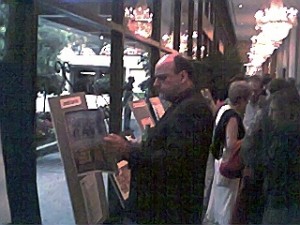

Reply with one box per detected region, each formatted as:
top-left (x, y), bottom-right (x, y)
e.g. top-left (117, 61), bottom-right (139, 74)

top-left (171, 88), bottom-right (196, 104)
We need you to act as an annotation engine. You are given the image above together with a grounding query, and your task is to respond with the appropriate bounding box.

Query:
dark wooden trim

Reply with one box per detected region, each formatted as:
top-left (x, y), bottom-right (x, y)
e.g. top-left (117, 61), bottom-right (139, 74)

top-left (151, 0), bottom-right (162, 42)
top-left (108, 1), bottom-right (125, 222)
top-left (211, 0), bottom-right (219, 54)
top-left (110, 0), bottom-right (124, 134)
top-left (149, 0), bottom-right (162, 96)
top-left (173, 0), bottom-right (181, 51)
top-left (196, 0), bottom-right (203, 59)
top-left (1, 1), bottom-right (41, 223)
top-left (187, 0), bottom-right (194, 57)
top-left (214, 0), bottom-right (236, 45)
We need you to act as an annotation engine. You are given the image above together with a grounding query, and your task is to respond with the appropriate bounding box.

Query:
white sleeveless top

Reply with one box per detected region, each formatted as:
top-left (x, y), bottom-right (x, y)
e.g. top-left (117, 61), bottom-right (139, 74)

top-left (204, 105), bottom-right (241, 225)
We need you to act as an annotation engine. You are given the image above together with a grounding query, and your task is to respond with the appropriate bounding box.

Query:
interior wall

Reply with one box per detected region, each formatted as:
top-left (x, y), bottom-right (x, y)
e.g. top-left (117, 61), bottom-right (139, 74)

top-left (236, 40), bottom-right (251, 63)
top-left (287, 27), bottom-right (297, 79)
top-left (296, 19), bottom-right (300, 87)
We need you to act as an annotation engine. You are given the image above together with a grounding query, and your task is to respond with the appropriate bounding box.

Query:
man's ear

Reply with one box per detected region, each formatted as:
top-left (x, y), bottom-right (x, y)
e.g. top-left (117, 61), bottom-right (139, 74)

top-left (180, 70), bottom-right (189, 83)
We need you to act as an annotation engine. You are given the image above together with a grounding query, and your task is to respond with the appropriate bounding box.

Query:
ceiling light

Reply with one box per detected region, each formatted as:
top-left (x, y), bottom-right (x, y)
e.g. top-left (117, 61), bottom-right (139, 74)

top-left (247, 0), bottom-right (298, 74)
top-left (255, 0), bottom-right (298, 42)
top-left (238, 4), bottom-right (243, 9)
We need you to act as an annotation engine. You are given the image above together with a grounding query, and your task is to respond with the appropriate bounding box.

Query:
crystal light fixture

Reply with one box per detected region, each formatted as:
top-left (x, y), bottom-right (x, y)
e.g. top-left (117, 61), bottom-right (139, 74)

top-left (246, 0), bottom-right (298, 75)
top-left (255, 0), bottom-right (298, 42)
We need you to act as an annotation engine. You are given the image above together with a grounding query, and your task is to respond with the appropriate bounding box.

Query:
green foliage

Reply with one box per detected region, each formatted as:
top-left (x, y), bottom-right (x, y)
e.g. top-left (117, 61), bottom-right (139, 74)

top-left (36, 21), bottom-right (102, 95)
top-left (192, 46), bottom-right (243, 100)
top-left (92, 75), bottom-right (111, 95)
top-left (36, 74), bottom-right (65, 95)
top-left (36, 22), bottom-right (80, 94)
top-left (37, 23), bottom-right (71, 76)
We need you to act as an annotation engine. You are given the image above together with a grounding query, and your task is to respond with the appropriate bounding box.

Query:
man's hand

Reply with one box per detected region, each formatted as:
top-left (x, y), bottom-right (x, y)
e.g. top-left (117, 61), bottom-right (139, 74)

top-left (201, 88), bottom-right (213, 102)
top-left (201, 88), bottom-right (218, 115)
top-left (103, 133), bottom-right (131, 159)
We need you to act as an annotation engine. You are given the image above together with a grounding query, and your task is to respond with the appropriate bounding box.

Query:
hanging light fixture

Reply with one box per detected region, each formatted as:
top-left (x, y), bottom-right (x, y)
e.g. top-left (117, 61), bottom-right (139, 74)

top-left (246, 0), bottom-right (298, 75)
top-left (255, 0), bottom-right (298, 42)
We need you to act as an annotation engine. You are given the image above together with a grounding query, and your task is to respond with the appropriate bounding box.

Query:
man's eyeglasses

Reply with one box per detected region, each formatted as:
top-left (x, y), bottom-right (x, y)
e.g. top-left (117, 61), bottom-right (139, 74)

top-left (155, 73), bottom-right (168, 82)
top-left (154, 70), bottom-right (184, 82)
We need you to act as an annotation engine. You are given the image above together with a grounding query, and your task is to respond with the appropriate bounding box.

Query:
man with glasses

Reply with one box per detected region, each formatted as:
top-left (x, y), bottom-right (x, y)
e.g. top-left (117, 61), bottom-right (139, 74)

top-left (104, 53), bottom-right (213, 224)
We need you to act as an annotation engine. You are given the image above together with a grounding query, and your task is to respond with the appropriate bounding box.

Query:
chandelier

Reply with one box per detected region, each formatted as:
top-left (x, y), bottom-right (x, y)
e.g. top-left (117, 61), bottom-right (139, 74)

top-left (255, 0), bottom-right (298, 42)
top-left (124, 0), bottom-right (153, 38)
top-left (246, 0), bottom-right (298, 75)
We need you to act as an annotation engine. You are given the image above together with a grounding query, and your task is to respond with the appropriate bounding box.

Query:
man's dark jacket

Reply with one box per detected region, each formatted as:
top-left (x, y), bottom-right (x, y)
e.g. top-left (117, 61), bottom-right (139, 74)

top-left (126, 89), bottom-right (213, 224)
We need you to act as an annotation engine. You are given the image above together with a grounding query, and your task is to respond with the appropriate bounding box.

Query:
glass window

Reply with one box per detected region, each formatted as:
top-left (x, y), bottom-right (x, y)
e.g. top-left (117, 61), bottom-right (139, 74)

top-left (124, 0), bottom-right (154, 38)
top-left (37, 18), bottom-right (109, 96)
top-left (161, 0), bottom-right (175, 49)
top-left (204, 0), bottom-right (210, 19)
top-left (192, 0), bottom-right (200, 59)
top-left (124, 38), bottom-right (151, 98)
top-left (180, 0), bottom-right (189, 55)
top-left (0, 3), bottom-right (8, 61)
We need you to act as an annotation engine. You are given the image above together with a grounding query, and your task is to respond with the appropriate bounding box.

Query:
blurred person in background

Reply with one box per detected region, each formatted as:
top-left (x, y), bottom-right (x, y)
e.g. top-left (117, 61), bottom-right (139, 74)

top-left (262, 88), bottom-right (300, 224)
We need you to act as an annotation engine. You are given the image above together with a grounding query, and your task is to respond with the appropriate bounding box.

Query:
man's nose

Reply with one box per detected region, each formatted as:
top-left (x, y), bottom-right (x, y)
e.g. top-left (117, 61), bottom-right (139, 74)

top-left (153, 78), bottom-right (160, 88)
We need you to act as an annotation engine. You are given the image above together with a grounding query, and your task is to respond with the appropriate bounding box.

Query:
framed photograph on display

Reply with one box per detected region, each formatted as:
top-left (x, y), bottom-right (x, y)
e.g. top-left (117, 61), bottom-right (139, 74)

top-left (65, 109), bottom-right (117, 175)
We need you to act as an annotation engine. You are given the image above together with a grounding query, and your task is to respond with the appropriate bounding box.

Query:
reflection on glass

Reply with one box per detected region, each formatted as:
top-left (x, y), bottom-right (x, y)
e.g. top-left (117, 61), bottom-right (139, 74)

top-left (124, 39), bottom-right (150, 97)
top-left (193, 0), bottom-right (199, 59)
top-left (124, 0), bottom-right (153, 38)
top-left (180, 0), bottom-right (189, 55)
top-left (161, 0), bottom-right (174, 48)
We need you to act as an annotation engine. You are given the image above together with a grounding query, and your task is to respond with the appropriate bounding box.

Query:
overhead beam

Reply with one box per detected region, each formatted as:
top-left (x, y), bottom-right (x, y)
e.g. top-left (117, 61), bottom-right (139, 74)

top-left (173, 0), bottom-right (181, 51)
top-left (197, 0), bottom-right (203, 60)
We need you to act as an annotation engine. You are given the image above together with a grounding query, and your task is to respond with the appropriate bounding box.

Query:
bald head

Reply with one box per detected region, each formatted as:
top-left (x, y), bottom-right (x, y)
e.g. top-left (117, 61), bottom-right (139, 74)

top-left (153, 54), bottom-right (195, 102)
top-left (156, 53), bottom-right (179, 68)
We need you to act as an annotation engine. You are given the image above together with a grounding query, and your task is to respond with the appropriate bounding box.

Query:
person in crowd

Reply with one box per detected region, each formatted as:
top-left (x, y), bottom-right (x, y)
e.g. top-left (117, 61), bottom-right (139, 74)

top-left (201, 88), bottom-right (219, 115)
top-left (261, 73), bottom-right (272, 95)
top-left (201, 74), bottom-right (246, 218)
top-left (122, 76), bottom-right (135, 132)
top-left (233, 89), bottom-right (271, 223)
top-left (204, 80), bottom-right (251, 225)
top-left (268, 77), bottom-right (300, 100)
top-left (266, 78), bottom-right (289, 97)
top-left (261, 88), bottom-right (300, 224)
top-left (235, 78), bottom-right (299, 224)
top-left (243, 75), bottom-right (265, 131)
top-left (201, 74), bottom-right (246, 116)
top-left (103, 53), bottom-right (213, 224)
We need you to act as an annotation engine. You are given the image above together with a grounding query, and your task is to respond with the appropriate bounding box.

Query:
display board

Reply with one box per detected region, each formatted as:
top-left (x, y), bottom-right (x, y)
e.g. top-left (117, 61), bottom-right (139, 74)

top-left (64, 109), bottom-right (117, 174)
top-left (113, 160), bottom-right (131, 201)
top-left (49, 93), bottom-right (111, 224)
top-left (129, 99), bottom-right (155, 132)
top-left (149, 97), bottom-right (166, 120)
